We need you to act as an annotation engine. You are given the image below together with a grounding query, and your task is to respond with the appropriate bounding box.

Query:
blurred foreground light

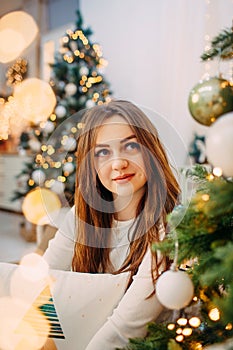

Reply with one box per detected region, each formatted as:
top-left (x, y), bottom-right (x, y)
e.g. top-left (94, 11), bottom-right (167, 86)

top-left (0, 297), bottom-right (49, 350)
top-left (0, 28), bottom-right (25, 63)
top-left (19, 253), bottom-right (49, 282)
top-left (22, 187), bottom-right (61, 225)
top-left (0, 11), bottom-right (38, 63)
top-left (13, 78), bottom-right (56, 124)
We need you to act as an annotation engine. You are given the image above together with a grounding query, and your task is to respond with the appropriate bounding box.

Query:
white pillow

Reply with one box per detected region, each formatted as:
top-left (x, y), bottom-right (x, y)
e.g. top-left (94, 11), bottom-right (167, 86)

top-left (0, 262), bottom-right (129, 350)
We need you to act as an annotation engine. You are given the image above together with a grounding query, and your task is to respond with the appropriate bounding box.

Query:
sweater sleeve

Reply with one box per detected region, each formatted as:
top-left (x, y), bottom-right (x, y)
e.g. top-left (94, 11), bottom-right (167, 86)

top-left (85, 248), bottom-right (165, 350)
top-left (43, 206), bottom-right (76, 271)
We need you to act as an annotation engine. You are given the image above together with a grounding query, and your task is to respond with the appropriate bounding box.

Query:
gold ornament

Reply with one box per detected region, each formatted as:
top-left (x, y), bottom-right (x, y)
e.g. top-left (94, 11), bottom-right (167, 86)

top-left (188, 77), bottom-right (233, 126)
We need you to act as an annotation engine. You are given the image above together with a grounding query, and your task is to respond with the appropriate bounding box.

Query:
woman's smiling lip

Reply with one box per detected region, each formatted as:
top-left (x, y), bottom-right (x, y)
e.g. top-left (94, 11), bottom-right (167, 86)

top-left (113, 174), bottom-right (135, 182)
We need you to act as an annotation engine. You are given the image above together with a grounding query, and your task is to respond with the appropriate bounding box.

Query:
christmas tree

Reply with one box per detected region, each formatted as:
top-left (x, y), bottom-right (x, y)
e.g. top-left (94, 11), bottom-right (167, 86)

top-left (13, 9), bottom-right (112, 206)
top-left (120, 27), bottom-right (233, 350)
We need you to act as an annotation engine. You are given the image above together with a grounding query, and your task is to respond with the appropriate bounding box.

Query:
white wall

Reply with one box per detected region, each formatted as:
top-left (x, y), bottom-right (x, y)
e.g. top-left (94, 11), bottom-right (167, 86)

top-left (80, 0), bottom-right (233, 165)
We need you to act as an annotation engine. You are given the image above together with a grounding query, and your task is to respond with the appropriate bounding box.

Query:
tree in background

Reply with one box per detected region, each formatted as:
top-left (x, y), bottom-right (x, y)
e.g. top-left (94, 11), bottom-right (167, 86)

top-left (121, 26), bottom-right (233, 350)
top-left (13, 9), bottom-right (112, 206)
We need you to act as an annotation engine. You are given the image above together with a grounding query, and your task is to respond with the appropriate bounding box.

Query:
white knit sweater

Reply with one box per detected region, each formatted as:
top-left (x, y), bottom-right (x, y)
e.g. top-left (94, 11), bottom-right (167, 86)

top-left (43, 207), bottom-right (171, 350)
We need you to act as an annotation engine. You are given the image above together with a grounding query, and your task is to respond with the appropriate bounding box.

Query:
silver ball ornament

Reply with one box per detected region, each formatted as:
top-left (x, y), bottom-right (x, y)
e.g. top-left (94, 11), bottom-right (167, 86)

top-left (31, 169), bottom-right (46, 185)
top-left (51, 180), bottom-right (65, 195)
top-left (63, 162), bottom-right (75, 174)
top-left (43, 121), bottom-right (55, 134)
top-left (63, 137), bottom-right (77, 152)
top-left (79, 66), bottom-right (89, 76)
top-left (85, 99), bottom-right (95, 108)
top-left (65, 83), bottom-right (77, 96)
top-left (55, 105), bottom-right (67, 119)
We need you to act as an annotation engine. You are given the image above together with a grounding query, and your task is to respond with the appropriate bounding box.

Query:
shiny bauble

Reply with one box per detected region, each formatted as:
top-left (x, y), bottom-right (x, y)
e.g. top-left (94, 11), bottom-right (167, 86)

top-left (55, 104), bottom-right (67, 119)
top-left (63, 162), bottom-right (75, 174)
top-left (65, 83), bottom-right (77, 96)
top-left (31, 169), bottom-right (46, 185)
top-left (188, 77), bottom-right (233, 126)
top-left (206, 113), bottom-right (233, 177)
top-left (156, 270), bottom-right (194, 310)
top-left (85, 99), bottom-right (95, 108)
top-left (79, 66), bottom-right (89, 76)
top-left (51, 180), bottom-right (65, 195)
top-left (43, 121), bottom-right (55, 134)
top-left (63, 137), bottom-right (77, 152)
top-left (28, 139), bottom-right (41, 153)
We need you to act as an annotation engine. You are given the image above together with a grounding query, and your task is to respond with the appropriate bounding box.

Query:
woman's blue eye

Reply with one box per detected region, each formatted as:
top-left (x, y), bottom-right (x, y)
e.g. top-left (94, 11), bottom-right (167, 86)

top-left (125, 142), bottom-right (140, 151)
top-left (95, 148), bottom-right (110, 157)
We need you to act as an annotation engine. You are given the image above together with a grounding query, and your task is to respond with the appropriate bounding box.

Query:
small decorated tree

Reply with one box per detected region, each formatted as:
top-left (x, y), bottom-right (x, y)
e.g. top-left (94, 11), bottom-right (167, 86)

top-left (13, 9), bottom-right (112, 206)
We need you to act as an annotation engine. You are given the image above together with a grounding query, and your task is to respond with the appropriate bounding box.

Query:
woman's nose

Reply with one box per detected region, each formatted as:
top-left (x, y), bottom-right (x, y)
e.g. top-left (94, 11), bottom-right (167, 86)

top-left (111, 157), bottom-right (128, 170)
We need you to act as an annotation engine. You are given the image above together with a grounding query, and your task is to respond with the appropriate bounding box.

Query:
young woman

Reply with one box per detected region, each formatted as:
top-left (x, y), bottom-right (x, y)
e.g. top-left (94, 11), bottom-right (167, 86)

top-left (43, 99), bottom-right (180, 349)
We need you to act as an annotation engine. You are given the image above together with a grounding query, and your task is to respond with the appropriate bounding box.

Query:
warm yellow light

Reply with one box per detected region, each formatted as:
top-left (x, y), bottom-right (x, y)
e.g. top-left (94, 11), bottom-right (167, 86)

top-left (208, 307), bottom-right (220, 321)
top-left (0, 29), bottom-right (26, 63)
top-left (177, 318), bottom-right (188, 326)
top-left (207, 174), bottom-right (214, 181)
top-left (22, 187), bottom-right (61, 225)
top-left (175, 335), bottom-right (184, 342)
top-left (28, 179), bottom-right (35, 186)
top-left (225, 323), bottom-right (232, 330)
top-left (0, 297), bottom-right (49, 350)
top-left (213, 167), bottom-right (223, 177)
top-left (19, 253), bottom-right (49, 282)
top-left (182, 327), bottom-right (192, 336)
top-left (189, 317), bottom-right (201, 328)
top-left (202, 194), bottom-right (209, 201)
top-left (176, 328), bottom-right (183, 334)
top-left (71, 127), bottom-right (77, 133)
top-left (0, 11), bottom-right (38, 63)
top-left (13, 78), bottom-right (56, 124)
top-left (50, 113), bottom-right (56, 121)
top-left (167, 323), bottom-right (175, 330)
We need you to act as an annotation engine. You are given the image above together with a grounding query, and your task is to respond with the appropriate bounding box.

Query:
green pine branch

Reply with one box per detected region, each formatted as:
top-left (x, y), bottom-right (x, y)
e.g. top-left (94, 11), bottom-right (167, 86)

top-left (201, 27), bottom-right (233, 61)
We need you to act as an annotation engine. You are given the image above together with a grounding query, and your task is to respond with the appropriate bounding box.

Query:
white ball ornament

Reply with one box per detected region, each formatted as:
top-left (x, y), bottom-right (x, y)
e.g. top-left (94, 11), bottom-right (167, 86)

top-left (206, 113), bottom-right (233, 177)
top-left (63, 162), bottom-right (75, 174)
top-left (55, 105), bottom-right (67, 119)
top-left (79, 66), bottom-right (89, 76)
top-left (31, 169), bottom-right (46, 185)
top-left (85, 99), bottom-right (96, 108)
top-left (156, 270), bottom-right (194, 310)
top-left (43, 121), bottom-right (55, 134)
top-left (65, 83), bottom-right (77, 96)
top-left (28, 139), bottom-right (41, 153)
top-left (51, 180), bottom-right (65, 195)
top-left (63, 137), bottom-right (77, 152)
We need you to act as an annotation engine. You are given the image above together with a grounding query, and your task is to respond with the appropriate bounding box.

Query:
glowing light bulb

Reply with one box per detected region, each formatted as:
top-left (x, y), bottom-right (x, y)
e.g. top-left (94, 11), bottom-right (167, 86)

top-left (208, 307), bottom-right (220, 321)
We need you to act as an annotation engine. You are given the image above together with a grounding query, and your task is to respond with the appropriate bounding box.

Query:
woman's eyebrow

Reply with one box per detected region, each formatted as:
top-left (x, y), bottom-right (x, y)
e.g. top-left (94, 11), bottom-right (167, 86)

top-left (120, 134), bottom-right (136, 144)
top-left (95, 134), bottom-right (137, 148)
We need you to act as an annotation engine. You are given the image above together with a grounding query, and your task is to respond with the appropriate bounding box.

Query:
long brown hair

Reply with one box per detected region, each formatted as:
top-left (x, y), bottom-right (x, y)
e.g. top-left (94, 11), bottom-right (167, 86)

top-left (72, 100), bottom-right (180, 285)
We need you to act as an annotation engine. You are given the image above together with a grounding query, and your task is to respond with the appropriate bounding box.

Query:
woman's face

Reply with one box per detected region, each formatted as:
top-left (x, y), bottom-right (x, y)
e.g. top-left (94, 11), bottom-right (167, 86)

top-left (94, 115), bottom-right (147, 199)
